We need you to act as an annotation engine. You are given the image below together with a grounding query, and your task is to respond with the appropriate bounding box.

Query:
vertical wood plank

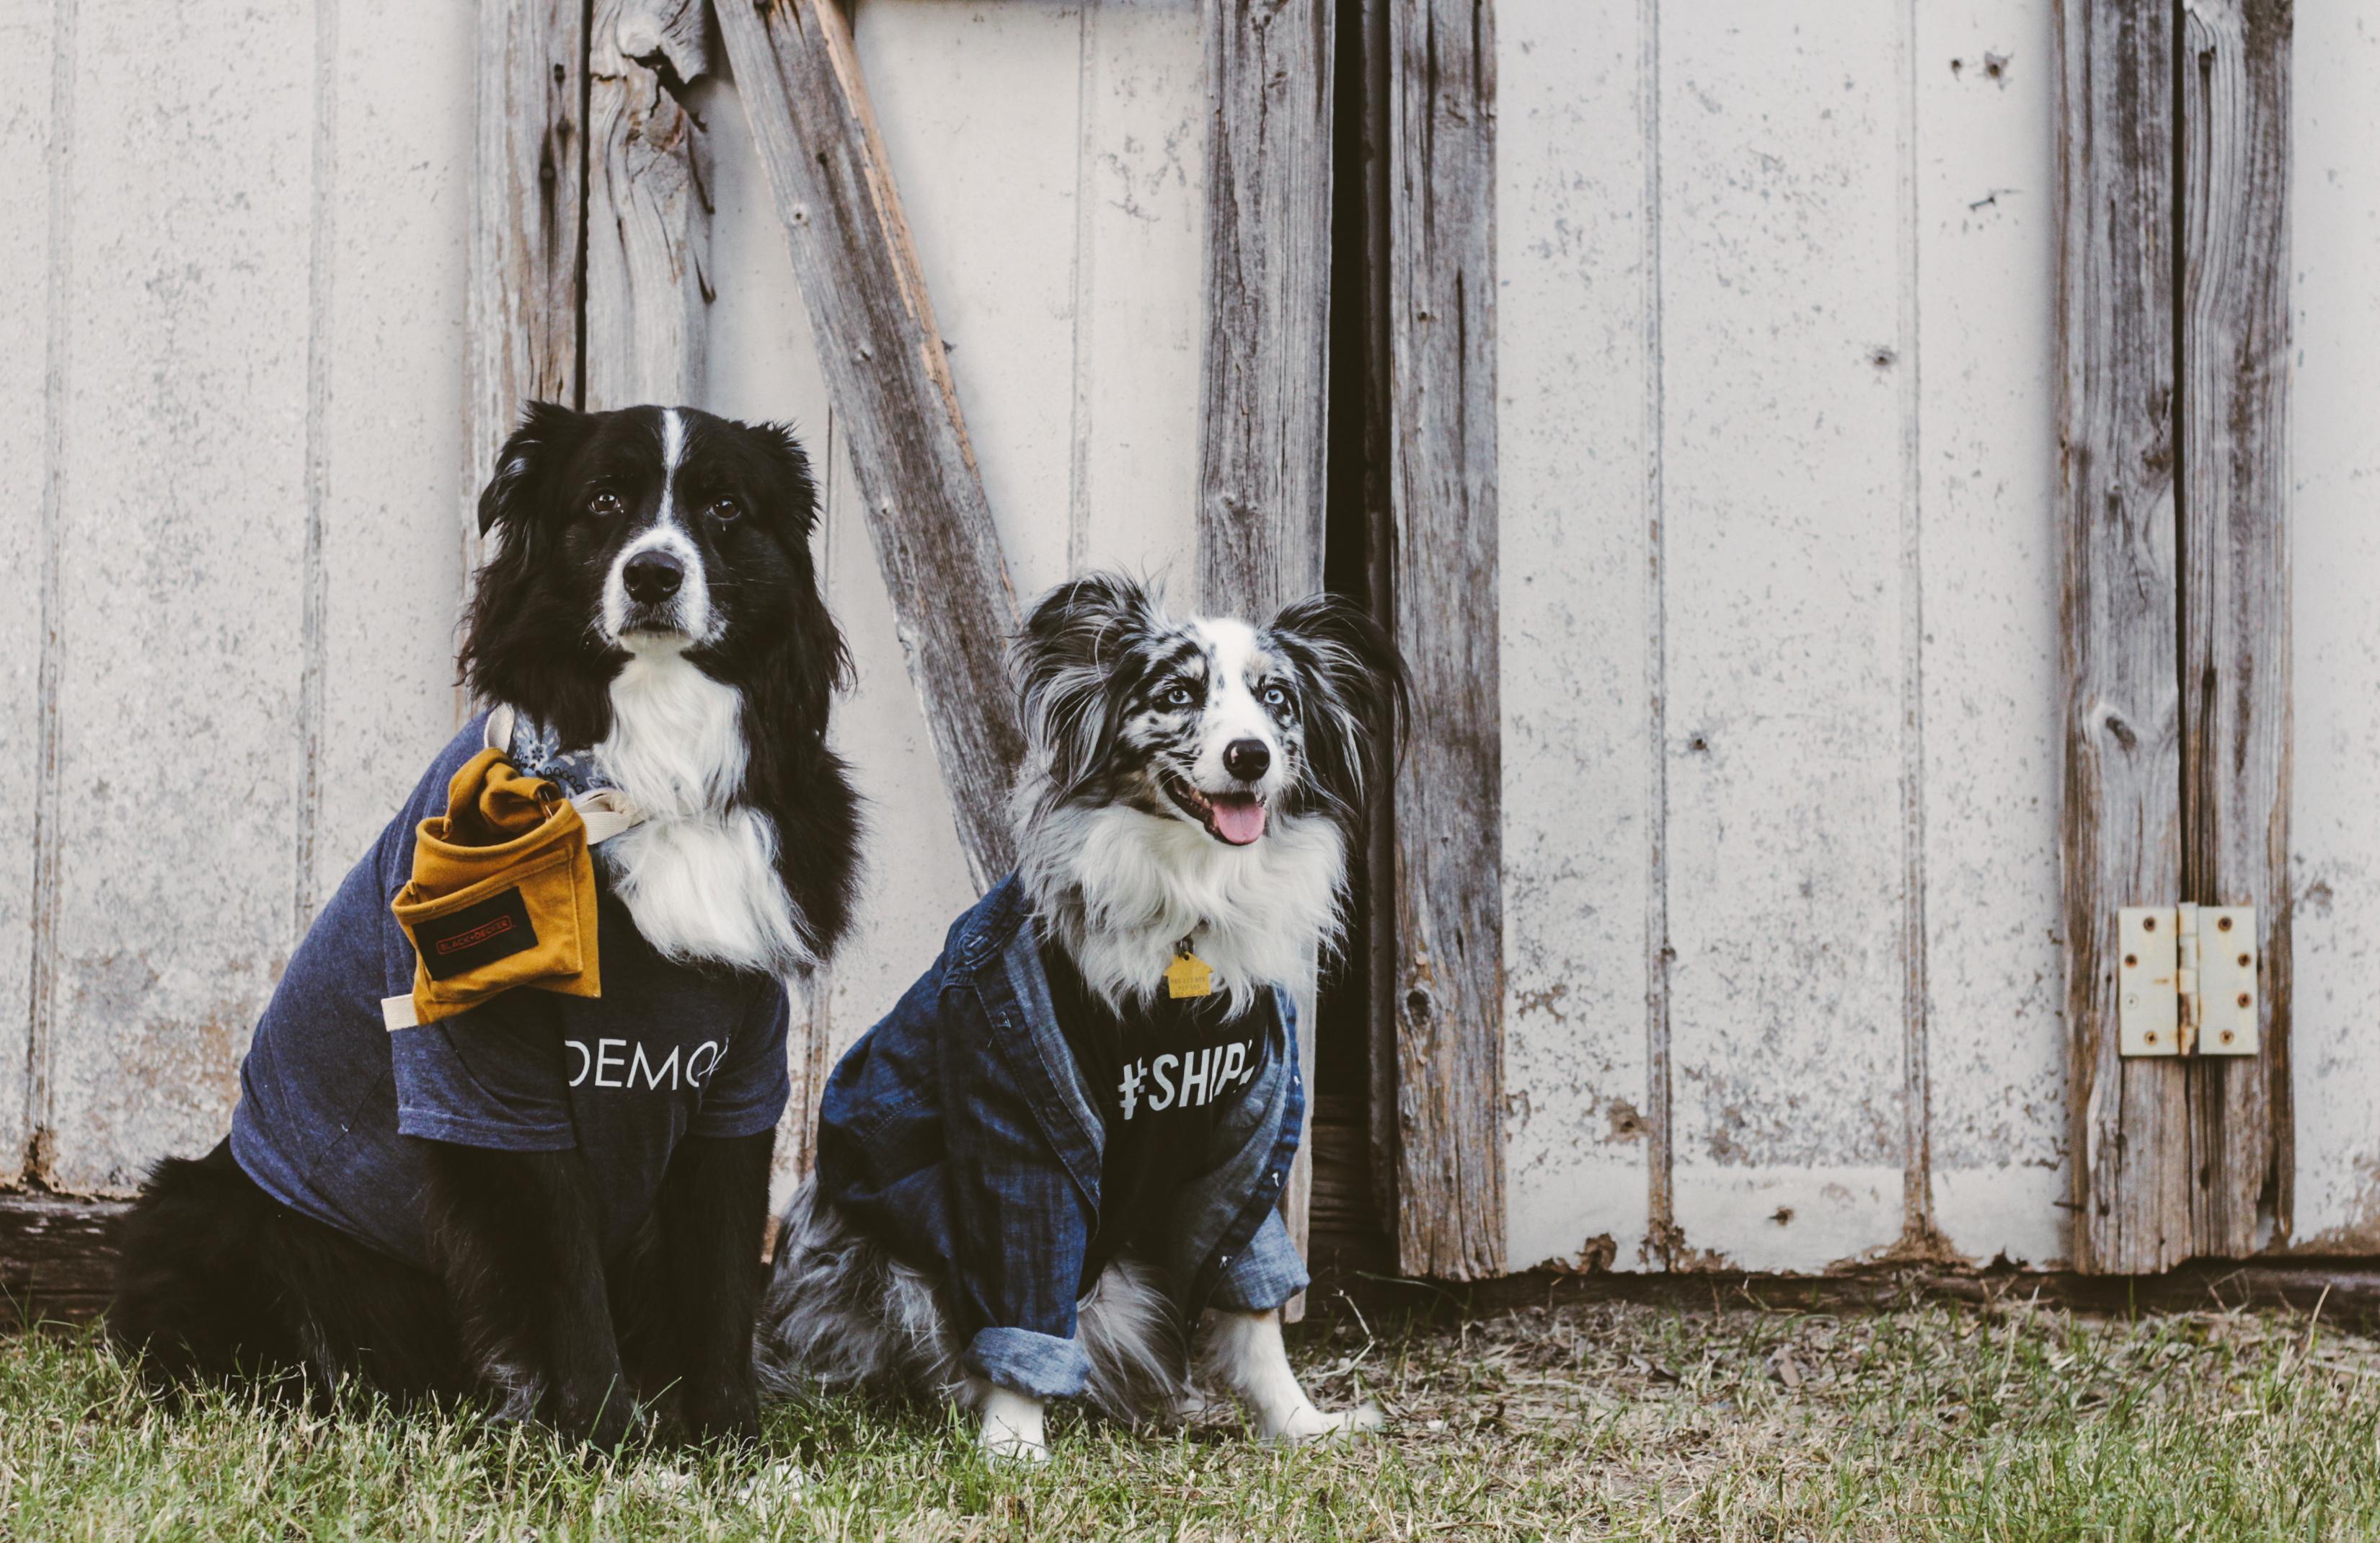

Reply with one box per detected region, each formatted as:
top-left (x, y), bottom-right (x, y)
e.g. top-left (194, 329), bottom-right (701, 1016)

top-left (850, 0), bottom-right (1087, 602)
top-left (310, 0), bottom-right (477, 908)
top-left (2056, 0), bottom-right (2190, 1275)
top-left (1196, 0), bottom-right (1332, 615)
top-left (2286, 0), bottom-right (2380, 1254)
top-left (467, 0), bottom-right (588, 557)
top-left (43, 0), bottom-right (316, 1193)
top-left (1495, 0), bottom-right (1653, 1273)
top-left (2178, 0), bottom-right (2290, 1255)
top-left (584, 0), bottom-right (712, 410)
top-left (1195, 0), bottom-right (1333, 1301)
top-left (1382, 0), bottom-right (1505, 1280)
top-left (1916, 0), bottom-right (2071, 1269)
top-left (714, 0), bottom-right (1025, 892)
top-left (1659, 0), bottom-right (1910, 1273)
top-left (0, 0), bottom-right (62, 1188)
top-left (1069, 0), bottom-right (1206, 583)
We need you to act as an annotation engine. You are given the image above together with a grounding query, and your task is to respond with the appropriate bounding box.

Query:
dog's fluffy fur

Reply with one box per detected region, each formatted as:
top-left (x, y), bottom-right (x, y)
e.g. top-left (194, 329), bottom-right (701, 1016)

top-left (111, 404), bottom-right (859, 1449)
top-left (758, 572), bottom-right (1401, 1458)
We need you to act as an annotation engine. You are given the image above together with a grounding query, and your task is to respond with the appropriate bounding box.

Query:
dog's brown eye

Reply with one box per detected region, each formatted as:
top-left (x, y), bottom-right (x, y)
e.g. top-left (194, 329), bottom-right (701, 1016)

top-left (708, 498), bottom-right (740, 523)
top-left (587, 490), bottom-right (624, 518)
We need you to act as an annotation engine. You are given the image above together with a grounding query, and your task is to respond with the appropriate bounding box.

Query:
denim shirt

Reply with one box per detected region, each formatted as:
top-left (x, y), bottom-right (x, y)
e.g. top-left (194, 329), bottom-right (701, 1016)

top-left (814, 876), bottom-right (1309, 1400)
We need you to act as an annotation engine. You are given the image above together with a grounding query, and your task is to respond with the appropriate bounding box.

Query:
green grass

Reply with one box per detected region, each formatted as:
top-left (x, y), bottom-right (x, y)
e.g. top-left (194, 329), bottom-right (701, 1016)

top-left (4, 1293), bottom-right (2379, 1539)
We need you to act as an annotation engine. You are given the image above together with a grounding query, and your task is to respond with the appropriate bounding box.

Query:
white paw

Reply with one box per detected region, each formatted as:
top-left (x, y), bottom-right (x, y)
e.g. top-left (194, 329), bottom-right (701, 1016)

top-left (737, 1459), bottom-right (808, 1506)
top-left (981, 1431), bottom-right (1052, 1466)
top-left (1271, 1402), bottom-right (1385, 1446)
top-left (976, 1385), bottom-right (1050, 1465)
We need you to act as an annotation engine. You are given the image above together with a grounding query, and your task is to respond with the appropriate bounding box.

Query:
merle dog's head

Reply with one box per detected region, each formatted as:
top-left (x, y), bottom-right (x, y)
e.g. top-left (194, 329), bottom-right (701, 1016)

top-left (1012, 573), bottom-right (1405, 846)
top-left (459, 402), bottom-right (848, 742)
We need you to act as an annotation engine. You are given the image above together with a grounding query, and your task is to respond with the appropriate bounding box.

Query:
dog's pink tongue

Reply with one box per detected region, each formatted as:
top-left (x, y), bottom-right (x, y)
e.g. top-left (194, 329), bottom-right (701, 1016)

top-left (1211, 795), bottom-right (1268, 846)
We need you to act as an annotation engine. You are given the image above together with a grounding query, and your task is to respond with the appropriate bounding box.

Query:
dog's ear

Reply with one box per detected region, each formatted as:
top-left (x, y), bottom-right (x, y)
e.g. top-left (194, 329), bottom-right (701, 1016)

top-left (745, 421), bottom-right (823, 536)
top-left (477, 401), bottom-right (587, 538)
top-left (1265, 592), bottom-right (1409, 826)
top-left (1012, 572), bottom-right (1165, 798)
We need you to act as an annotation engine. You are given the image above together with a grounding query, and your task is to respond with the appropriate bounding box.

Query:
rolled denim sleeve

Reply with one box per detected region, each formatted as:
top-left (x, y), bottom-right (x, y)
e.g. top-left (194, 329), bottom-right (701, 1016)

top-left (1210, 1207), bottom-right (1309, 1312)
top-left (965, 1326), bottom-right (1093, 1400)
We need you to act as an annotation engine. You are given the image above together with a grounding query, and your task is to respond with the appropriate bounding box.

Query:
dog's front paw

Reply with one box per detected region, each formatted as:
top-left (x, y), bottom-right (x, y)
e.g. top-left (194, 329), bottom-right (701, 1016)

top-left (981, 1429), bottom-right (1052, 1466)
top-left (1270, 1401), bottom-right (1385, 1446)
top-left (681, 1376), bottom-right (762, 1450)
top-left (557, 1378), bottom-right (642, 1454)
top-left (976, 1384), bottom-right (1050, 1466)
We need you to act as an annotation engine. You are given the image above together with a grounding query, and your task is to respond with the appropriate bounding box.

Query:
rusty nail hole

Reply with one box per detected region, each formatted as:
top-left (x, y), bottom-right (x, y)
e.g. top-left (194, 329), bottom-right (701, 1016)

top-left (2218, 915), bottom-right (2234, 932)
top-left (2146, 1031), bottom-right (2160, 1043)
top-left (2123, 953), bottom-right (2138, 968)
top-left (2142, 916), bottom-right (2157, 931)
top-left (2238, 992), bottom-right (2252, 1009)
top-left (2238, 952), bottom-right (2252, 968)
top-left (2221, 1030), bottom-right (2237, 1044)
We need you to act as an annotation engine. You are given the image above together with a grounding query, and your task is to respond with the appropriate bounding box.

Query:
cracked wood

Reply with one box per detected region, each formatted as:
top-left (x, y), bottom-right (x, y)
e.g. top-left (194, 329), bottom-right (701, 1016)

top-left (1380, 0), bottom-right (1505, 1281)
top-left (2058, 0), bottom-right (2189, 1276)
top-left (466, 0), bottom-right (588, 559)
top-left (584, 0), bottom-right (712, 410)
top-left (1195, 0), bottom-right (1335, 1310)
top-left (2179, 0), bottom-right (2291, 1256)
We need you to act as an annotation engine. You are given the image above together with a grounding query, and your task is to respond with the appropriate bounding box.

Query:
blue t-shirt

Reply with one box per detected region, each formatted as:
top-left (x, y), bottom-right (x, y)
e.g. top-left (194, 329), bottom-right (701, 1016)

top-left (229, 716), bottom-right (791, 1267)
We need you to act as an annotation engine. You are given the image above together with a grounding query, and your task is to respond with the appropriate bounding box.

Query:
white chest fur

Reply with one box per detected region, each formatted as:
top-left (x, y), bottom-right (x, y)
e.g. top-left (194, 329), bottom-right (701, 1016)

top-left (1019, 793), bottom-right (1345, 1018)
top-left (580, 644), bottom-right (812, 974)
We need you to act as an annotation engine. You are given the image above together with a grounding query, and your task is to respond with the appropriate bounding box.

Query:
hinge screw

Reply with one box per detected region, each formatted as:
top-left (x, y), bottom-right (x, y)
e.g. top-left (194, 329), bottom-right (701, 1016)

top-left (2217, 916), bottom-right (2234, 932)
top-left (2143, 916), bottom-right (2158, 931)
top-left (2238, 953), bottom-right (2251, 968)
top-left (2221, 1030), bottom-right (2237, 1045)
top-left (2237, 992), bottom-right (2252, 1009)
top-left (2124, 953), bottom-right (2138, 968)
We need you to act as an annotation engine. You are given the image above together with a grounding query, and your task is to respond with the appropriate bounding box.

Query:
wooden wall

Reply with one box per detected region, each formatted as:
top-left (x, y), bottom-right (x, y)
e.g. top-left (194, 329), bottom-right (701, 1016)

top-left (6, 0), bottom-right (2378, 1282)
top-left (1498, 0), bottom-right (2070, 1273)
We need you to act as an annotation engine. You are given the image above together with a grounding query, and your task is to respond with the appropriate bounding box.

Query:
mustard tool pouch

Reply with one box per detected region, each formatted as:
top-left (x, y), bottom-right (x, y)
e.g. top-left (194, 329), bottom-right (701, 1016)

top-left (391, 748), bottom-right (602, 1025)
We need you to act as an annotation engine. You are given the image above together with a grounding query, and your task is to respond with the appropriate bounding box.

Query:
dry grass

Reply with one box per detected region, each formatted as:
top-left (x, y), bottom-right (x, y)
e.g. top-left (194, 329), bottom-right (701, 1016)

top-left (4, 1291), bottom-right (2378, 1539)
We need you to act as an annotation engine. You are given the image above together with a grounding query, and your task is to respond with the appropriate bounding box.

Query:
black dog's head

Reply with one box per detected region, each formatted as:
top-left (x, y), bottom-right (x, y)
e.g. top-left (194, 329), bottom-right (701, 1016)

top-left (1012, 572), bottom-right (1406, 846)
top-left (460, 402), bottom-right (848, 745)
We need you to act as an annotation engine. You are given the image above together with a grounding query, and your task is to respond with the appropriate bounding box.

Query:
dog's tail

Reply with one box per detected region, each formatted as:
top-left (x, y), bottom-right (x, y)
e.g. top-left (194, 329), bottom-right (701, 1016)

top-left (754, 1182), bottom-right (1189, 1424)
top-left (755, 1181), bottom-right (964, 1405)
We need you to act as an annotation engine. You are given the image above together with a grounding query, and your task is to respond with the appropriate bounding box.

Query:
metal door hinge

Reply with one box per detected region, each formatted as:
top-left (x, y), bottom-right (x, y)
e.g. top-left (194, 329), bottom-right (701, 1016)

top-left (2118, 904), bottom-right (2258, 1058)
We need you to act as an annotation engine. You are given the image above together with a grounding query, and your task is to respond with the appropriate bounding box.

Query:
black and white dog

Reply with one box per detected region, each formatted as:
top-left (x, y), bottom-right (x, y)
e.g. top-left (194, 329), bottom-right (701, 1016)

top-left (756, 572), bottom-right (1400, 1460)
top-left (110, 404), bottom-right (859, 1450)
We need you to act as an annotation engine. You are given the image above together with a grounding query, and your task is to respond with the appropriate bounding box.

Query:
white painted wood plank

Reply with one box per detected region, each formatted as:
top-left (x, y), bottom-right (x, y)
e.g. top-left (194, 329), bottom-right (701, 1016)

top-left (1914, 1), bottom-right (2067, 1268)
top-left (308, 1), bottom-right (477, 913)
top-left (0, 0), bottom-right (58, 1188)
top-left (1496, 0), bottom-right (1653, 1273)
top-left (817, 417), bottom-right (980, 1098)
top-left (1660, 0), bottom-right (1911, 1272)
top-left (2286, 1), bottom-right (2380, 1253)
top-left (1072, 0), bottom-right (1203, 585)
top-left (43, 0), bottom-right (317, 1193)
top-left (851, 0), bottom-right (1087, 604)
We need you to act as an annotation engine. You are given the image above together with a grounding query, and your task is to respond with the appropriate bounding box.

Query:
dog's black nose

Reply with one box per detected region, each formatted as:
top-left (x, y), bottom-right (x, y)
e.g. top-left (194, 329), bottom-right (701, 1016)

top-left (623, 549), bottom-right (684, 604)
top-left (1223, 738), bottom-right (1271, 782)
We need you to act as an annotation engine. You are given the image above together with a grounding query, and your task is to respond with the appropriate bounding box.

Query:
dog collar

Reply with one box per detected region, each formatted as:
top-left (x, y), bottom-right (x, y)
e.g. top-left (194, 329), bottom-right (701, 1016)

top-left (483, 704), bottom-right (644, 846)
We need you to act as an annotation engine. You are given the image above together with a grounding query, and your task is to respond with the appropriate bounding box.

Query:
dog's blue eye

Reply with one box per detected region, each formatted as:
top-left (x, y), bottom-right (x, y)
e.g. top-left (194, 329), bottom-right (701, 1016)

top-left (1162, 684), bottom-right (1194, 709)
top-left (588, 490), bottom-right (624, 518)
top-left (708, 498), bottom-right (740, 523)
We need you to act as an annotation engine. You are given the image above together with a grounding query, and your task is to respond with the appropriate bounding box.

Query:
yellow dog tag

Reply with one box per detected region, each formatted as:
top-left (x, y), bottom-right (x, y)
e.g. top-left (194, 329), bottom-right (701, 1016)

top-left (1166, 939), bottom-right (1213, 999)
